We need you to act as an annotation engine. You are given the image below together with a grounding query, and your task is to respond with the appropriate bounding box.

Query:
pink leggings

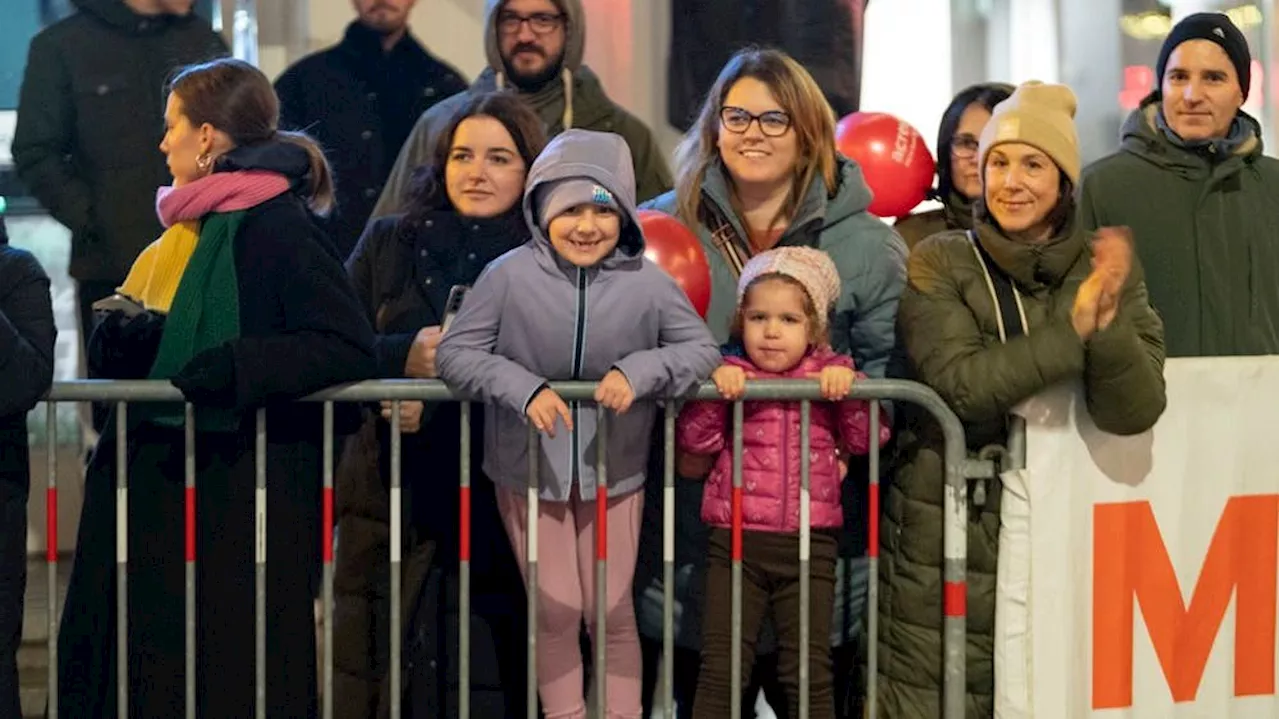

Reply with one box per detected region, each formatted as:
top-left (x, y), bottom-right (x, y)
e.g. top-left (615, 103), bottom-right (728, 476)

top-left (497, 486), bottom-right (644, 719)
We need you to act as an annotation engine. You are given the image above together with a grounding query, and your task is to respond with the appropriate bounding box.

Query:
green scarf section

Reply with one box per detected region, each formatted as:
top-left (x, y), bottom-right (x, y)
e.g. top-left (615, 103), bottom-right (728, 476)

top-left (144, 211), bottom-right (244, 432)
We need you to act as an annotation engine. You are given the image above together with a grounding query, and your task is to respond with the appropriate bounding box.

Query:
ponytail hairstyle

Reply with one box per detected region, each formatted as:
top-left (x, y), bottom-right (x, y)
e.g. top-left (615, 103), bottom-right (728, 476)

top-left (167, 58), bottom-right (336, 215)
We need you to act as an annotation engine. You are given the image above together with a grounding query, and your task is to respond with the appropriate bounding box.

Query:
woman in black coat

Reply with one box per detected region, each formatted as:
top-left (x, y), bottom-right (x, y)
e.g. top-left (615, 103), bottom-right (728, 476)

top-left (334, 91), bottom-right (545, 718)
top-left (0, 213), bottom-right (56, 719)
top-left (57, 58), bottom-right (377, 718)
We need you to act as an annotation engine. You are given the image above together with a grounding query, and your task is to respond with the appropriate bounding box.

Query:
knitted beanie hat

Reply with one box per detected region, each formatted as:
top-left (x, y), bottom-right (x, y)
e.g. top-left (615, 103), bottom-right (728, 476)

top-left (979, 80), bottom-right (1080, 184)
top-left (737, 247), bottom-right (841, 331)
top-left (1157, 12), bottom-right (1251, 101)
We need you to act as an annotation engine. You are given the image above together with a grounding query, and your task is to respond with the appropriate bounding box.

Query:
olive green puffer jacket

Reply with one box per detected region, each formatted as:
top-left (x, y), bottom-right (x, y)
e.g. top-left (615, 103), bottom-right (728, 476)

top-left (877, 217), bottom-right (1167, 717)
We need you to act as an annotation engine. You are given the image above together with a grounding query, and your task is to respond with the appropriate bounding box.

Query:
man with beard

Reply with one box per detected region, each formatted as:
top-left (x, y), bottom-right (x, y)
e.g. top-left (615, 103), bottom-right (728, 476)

top-left (372, 0), bottom-right (672, 217)
top-left (275, 0), bottom-right (467, 258)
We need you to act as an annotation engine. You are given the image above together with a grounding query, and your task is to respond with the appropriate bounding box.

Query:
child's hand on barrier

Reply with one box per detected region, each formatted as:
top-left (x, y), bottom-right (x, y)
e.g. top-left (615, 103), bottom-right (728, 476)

top-left (595, 369), bottom-right (635, 413)
top-left (712, 364), bottom-right (747, 400)
top-left (380, 400), bottom-right (425, 434)
top-left (527, 387), bottom-right (573, 437)
top-left (817, 365), bottom-right (856, 401)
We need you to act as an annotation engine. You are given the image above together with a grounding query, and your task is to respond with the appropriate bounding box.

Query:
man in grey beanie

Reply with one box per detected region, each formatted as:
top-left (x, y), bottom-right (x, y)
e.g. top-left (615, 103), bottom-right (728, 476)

top-left (1079, 11), bottom-right (1277, 357)
top-left (370, 0), bottom-right (672, 221)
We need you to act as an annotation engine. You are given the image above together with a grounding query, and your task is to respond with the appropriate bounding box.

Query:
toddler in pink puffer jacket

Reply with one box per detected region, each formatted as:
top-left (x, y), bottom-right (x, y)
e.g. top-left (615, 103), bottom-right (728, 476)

top-left (675, 246), bottom-right (889, 718)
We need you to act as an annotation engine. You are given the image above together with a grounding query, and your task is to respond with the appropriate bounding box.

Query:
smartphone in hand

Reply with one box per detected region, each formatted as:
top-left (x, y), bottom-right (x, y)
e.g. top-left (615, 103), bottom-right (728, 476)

top-left (441, 284), bottom-right (470, 333)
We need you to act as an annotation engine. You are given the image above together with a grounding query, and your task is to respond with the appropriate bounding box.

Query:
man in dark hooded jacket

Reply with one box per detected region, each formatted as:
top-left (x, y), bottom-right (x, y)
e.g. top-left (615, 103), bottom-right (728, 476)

top-left (1080, 12), bottom-right (1278, 357)
top-left (372, 0), bottom-right (672, 218)
top-left (13, 0), bottom-right (225, 381)
top-left (0, 213), bottom-right (57, 719)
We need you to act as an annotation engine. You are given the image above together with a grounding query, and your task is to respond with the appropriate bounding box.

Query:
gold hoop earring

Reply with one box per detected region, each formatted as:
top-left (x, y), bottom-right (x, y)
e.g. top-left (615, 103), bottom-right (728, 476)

top-left (196, 153), bottom-right (212, 173)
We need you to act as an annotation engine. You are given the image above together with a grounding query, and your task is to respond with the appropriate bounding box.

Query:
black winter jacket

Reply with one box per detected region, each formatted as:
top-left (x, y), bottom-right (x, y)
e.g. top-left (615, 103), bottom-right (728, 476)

top-left (275, 22), bottom-right (468, 259)
top-left (12, 0), bottom-right (227, 281)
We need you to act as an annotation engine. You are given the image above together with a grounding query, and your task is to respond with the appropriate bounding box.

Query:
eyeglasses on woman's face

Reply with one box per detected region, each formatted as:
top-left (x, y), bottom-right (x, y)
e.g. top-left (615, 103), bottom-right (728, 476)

top-left (719, 106), bottom-right (793, 137)
top-left (951, 134), bottom-right (980, 159)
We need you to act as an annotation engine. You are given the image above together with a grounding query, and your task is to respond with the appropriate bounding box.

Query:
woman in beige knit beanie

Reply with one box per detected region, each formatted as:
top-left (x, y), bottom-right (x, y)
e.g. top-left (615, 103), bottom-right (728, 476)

top-left (876, 80), bottom-right (1169, 718)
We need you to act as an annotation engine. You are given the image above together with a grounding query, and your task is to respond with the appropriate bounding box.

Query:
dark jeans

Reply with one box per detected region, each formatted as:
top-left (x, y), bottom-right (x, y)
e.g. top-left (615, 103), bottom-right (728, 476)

top-left (78, 279), bottom-right (121, 434)
top-left (640, 637), bottom-right (791, 719)
top-left (0, 429), bottom-right (31, 719)
top-left (693, 529), bottom-right (838, 719)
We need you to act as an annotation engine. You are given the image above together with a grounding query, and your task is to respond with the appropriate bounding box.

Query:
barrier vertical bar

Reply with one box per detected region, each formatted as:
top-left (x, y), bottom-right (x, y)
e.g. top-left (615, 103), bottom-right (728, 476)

top-left (116, 401), bottom-right (128, 719)
top-left (459, 402), bottom-right (472, 719)
top-left (594, 408), bottom-right (608, 718)
top-left (45, 403), bottom-right (58, 719)
top-left (526, 423), bottom-right (539, 719)
top-left (942, 415), bottom-right (968, 718)
top-left (661, 402), bottom-right (675, 718)
top-left (866, 402), bottom-right (880, 718)
top-left (390, 402), bottom-right (402, 719)
top-left (322, 402), bottom-right (335, 719)
top-left (255, 408), bottom-right (267, 719)
top-left (799, 400), bottom-right (811, 718)
top-left (184, 404), bottom-right (196, 719)
top-left (730, 401), bottom-right (743, 719)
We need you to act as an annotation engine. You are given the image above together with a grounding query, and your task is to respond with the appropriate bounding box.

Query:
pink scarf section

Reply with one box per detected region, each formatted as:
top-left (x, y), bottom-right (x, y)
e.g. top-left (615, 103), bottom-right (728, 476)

top-left (155, 170), bottom-right (292, 228)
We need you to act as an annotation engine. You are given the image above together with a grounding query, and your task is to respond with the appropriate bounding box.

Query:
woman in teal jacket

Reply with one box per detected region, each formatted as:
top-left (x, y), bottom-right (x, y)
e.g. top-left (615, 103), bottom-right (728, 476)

top-left (635, 47), bottom-right (906, 718)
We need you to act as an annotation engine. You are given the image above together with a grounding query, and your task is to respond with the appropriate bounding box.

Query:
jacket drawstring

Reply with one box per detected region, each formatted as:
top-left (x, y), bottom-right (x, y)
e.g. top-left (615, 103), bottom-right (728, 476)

top-left (494, 68), bottom-right (574, 131)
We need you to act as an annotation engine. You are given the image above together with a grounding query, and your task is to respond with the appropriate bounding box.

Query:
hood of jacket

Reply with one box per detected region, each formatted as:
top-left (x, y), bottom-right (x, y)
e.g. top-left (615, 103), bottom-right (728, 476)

top-left (1120, 92), bottom-right (1265, 180)
top-left (482, 0), bottom-right (584, 79)
top-left (214, 139), bottom-right (313, 191)
top-left (702, 153), bottom-right (875, 242)
top-left (972, 213), bottom-right (1088, 292)
top-left (522, 129), bottom-right (643, 269)
top-left (73, 0), bottom-right (197, 34)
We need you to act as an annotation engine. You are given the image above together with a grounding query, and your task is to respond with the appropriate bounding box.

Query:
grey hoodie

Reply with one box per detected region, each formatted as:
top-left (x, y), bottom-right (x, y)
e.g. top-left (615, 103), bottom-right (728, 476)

top-left (437, 130), bottom-right (720, 501)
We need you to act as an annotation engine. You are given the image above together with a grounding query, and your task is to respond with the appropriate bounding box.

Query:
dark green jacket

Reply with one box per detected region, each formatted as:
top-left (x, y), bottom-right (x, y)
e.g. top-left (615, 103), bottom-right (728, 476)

top-left (894, 192), bottom-right (975, 251)
top-left (12, 0), bottom-right (226, 281)
top-left (1079, 95), bottom-right (1278, 358)
top-left (877, 218), bottom-right (1167, 717)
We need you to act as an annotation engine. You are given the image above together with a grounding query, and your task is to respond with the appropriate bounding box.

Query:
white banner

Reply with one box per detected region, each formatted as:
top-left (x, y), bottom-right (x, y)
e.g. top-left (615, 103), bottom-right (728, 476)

top-left (998, 357), bottom-right (1280, 718)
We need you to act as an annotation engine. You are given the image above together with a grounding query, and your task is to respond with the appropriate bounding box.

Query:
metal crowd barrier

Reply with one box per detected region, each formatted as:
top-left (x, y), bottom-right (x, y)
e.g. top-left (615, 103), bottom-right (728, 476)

top-left (39, 378), bottom-right (976, 719)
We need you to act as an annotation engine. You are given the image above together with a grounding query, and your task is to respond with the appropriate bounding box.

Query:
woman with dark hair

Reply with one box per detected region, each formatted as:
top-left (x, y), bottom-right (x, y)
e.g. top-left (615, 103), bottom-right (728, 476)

top-left (894, 82), bottom-right (1014, 249)
top-left (334, 90), bottom-right (546, 718)
top-left (877, 81), bottom-right (1167, 717)
top-left (56, 57), bottom-right (377, 717)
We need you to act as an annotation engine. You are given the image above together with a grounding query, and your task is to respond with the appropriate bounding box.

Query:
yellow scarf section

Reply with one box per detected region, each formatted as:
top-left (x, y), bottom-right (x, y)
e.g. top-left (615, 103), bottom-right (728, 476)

top-left (118, 220), bottom-right (200, 313)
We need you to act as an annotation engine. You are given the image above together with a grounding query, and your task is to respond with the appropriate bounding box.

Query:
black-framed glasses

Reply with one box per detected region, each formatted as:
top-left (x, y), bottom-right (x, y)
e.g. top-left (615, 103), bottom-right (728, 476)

top-left (950, 134), bottom-right (980, 159)
top-left (719, 106), bottom-right (792, 137)
top-left (497, 11), bottom-right (564, 36)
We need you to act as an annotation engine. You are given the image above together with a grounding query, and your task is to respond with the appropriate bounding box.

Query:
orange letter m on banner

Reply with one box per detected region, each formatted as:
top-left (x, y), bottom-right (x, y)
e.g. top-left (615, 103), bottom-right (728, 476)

top-left (1093, 495), bottom-right (1278, 708)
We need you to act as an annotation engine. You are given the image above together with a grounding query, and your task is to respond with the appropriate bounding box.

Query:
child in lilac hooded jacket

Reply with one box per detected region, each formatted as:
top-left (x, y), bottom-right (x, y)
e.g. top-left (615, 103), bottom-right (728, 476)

top-left (437, 128), bottom-right (720, 501)
top-left (436, 128), bottom-right (719, 716)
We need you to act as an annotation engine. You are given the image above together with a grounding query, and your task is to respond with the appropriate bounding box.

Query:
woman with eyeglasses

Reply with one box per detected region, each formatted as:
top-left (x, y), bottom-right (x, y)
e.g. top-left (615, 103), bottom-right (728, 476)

top-left (636, 47), bottom-right (907, 718)
top-left (894, 83), bottom-right (1015, 250)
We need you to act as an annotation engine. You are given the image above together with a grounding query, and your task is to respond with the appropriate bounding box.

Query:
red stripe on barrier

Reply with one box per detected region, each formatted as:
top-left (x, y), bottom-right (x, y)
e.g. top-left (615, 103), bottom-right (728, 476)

top-left (731, 485), bottom-right (743, 560)
top-left (868, 482), bottom-right (880, 558)
top-left (596, 488), bottom-right (607, 560)
top-left (46, 488), bottom-right (57, 562)
top-left (323, 487), bottom-right (334, 564)
top-left (944, 581), bottom-right (967, 617)
top-left (185, 486), bottom-right (196, 563)
top-left (459, 486), bottom-right (471, 562)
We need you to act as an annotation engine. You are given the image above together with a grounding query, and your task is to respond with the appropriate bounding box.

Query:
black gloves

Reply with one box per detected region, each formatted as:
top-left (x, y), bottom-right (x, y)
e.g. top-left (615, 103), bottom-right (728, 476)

top-left (172, 343), bottom-right (238, 408)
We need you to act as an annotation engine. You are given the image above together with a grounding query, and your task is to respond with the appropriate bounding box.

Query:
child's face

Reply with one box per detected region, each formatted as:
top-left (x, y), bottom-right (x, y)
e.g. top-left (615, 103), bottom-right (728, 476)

top-left (741, 278), bottom-right (812, 373)
top-left (547, 203), bottom-right (622, 267)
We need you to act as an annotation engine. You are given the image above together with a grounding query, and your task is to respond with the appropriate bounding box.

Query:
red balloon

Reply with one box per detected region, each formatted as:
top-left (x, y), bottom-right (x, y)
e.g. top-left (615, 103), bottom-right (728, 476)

top-left (637, 209), bottom-right (712, 319)
top-left (835, 112), bottom-right (936, 219)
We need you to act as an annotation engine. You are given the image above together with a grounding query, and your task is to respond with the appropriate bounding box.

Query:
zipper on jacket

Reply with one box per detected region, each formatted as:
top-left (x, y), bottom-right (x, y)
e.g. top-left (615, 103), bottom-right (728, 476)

top-left (570, 268), bottom-right (588, 487)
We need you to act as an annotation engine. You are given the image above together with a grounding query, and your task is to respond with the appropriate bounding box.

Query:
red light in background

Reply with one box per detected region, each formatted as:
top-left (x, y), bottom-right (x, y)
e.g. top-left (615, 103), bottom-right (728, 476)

top-left (1120, 65), bottom-right (1155, 110)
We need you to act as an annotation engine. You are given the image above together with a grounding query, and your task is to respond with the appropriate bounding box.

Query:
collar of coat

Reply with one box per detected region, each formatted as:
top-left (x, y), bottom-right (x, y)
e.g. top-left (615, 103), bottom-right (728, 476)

top-left (338, 20), bottom-right (425, 67)
top-left (971, 215), bottom-right (1086, 292)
